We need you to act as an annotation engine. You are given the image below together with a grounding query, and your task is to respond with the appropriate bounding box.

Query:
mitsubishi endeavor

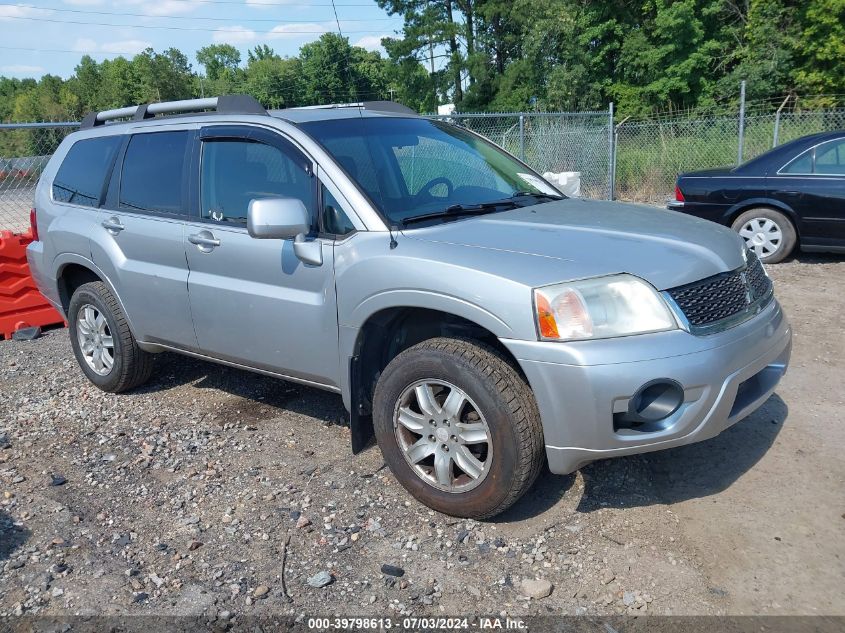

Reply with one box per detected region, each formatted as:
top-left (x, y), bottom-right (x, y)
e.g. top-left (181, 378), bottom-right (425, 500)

top-left (27, 96), bottom-right (792, 518)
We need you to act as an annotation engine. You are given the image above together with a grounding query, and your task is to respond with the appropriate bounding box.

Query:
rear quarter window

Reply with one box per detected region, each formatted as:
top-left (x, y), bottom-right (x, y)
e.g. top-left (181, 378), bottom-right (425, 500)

top-left (52, 136), bottom-right (122, 207)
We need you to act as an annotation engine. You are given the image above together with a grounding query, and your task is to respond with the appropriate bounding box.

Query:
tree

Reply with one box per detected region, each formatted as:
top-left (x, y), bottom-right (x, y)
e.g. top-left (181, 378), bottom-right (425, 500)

top-left (245, 56), bottom-right (303, 108)
top-left (197, 44), bottom-right (242, 82)
top-left (299, 33), bottom-right (390, 104)
top-left (792, 0), bottom-right (845, 99)
top-left (247, 45), bottom-right (278, 64)
top-left (133, 48), bottom-right (195, 103)
top-left (378, 0), bottom-right (470, 105)
top-left (1, 3), bottom-right (842, 121)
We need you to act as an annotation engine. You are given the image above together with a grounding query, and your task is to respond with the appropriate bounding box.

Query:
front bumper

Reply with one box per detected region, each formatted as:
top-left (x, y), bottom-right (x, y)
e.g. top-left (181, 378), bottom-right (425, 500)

top-left (501, 298), bottom-right (791, 474)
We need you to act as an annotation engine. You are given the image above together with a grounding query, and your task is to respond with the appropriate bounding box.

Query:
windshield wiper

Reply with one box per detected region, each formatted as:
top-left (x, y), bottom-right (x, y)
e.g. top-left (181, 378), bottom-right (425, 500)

top-left (401, 200), bottom-right (517, 226)
top-left (510, 191), bottom-right (564, 201)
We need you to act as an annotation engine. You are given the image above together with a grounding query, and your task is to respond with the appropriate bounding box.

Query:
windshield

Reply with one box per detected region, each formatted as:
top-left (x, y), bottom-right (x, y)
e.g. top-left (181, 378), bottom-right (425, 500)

top-left (299, 116), bottom-right (562, 226)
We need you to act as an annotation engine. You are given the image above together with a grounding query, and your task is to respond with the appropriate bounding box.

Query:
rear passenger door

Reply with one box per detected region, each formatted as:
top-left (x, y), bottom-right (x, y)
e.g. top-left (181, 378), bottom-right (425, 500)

top-left (90, 127), bottom-right (198, 349)
top-left (183, 125), bottom-right (341, 387)
top-left (48, 134), bottom-right (123, 262)
top-left (773, 137), bottom-right (845, 249)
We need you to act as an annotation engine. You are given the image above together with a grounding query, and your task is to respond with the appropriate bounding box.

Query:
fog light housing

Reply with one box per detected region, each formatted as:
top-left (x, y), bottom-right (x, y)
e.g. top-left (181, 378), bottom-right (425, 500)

top-left (614, 379), bottom-right (684, 432)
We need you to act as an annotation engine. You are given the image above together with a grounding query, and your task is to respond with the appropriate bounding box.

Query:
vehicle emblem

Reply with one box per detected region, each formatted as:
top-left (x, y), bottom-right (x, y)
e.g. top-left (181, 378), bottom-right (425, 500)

top-left (739, 271), bottom-right (752, 304)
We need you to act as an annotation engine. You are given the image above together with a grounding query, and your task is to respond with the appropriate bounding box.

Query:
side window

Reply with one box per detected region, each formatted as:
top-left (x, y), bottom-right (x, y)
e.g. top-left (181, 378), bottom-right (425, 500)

top-left (120, 131), bottom-right (189, 214)
top-left (781, 149), bottom-right (813, 174)
top-left (200, 139), bottom-right (314, 225)
top-left (320, 183), bottom-right (355, 236)
top-left (814, 140), bottom-right (845, 175)
top-left (52, 136), bottom-right (122, 207)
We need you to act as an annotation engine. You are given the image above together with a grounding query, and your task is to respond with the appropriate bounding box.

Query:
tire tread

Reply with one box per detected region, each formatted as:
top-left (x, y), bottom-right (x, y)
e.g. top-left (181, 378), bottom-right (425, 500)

top-left (380, 336), bottom-right (544, 519)
top-left (71, 281), bottom-right (153, 392)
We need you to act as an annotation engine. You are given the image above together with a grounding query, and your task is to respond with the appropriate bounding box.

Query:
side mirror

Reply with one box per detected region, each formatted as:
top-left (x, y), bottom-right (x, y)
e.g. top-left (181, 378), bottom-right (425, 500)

top-left (247, 197), bottom-right (310, 240)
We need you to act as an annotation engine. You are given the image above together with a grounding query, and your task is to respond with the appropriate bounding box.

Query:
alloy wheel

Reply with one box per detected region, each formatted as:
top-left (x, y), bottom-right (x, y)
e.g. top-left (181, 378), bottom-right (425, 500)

top-left (393, 379), bottom-right (492, 493)
top-left (76, 304), bottom-right (115, 376)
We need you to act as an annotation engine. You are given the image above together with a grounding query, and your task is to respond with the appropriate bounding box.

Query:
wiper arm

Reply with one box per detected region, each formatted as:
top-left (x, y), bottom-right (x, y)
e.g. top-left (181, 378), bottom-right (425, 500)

top-left (401, 200), bottom-right (516, 226)
top-left (511, 190), bottom-right (564, 201)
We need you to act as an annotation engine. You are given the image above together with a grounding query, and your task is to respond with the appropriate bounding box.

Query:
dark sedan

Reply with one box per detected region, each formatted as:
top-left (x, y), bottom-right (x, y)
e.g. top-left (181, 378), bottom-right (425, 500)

top-left (668, 131), bottom-right (845, 263)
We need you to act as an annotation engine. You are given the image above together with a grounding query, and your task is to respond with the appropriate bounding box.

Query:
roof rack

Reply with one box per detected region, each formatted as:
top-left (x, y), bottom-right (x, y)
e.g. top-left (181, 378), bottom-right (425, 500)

top-left (291, 101), bottom-right (417, 115)
top-left (80, 95), bottom-right (267, 129)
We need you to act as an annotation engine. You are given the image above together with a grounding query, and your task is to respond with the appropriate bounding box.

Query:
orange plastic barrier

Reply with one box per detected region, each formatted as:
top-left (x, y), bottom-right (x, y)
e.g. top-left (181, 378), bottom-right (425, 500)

top-left (0, 230), bottom-right (65, 339)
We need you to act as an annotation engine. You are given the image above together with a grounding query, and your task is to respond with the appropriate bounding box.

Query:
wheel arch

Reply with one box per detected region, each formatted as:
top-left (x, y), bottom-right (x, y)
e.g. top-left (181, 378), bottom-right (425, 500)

top-left (346, 305), bottom-right (524, 454)
top-left (725, 198), bottom-right (801, 239)
top-left (54, 254), bottom-right (138, 335)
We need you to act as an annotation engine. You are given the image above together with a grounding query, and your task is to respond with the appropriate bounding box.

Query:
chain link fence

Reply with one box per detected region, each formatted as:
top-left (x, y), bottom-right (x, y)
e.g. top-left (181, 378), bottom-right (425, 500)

top-left (430, 112), bottom-right (614, 199)
top-left (2, 105), bottom-right (844, 233)
top-left (615, 107), bottom-right (845, 205)
top-left (0, 122), bottom-right (78, 233)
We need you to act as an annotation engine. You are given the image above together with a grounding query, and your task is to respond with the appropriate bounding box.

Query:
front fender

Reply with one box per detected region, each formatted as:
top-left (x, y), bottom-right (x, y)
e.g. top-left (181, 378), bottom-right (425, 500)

top-left (345, 289), bottom-right (514, 338)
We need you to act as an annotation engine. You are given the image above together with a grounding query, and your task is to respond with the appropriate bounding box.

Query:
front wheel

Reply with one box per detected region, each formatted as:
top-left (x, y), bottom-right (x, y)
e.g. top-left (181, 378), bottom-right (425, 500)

top-left (372, 337), bottom-right (544, 518)
top-left (731, 208), bottom-right (797, 264)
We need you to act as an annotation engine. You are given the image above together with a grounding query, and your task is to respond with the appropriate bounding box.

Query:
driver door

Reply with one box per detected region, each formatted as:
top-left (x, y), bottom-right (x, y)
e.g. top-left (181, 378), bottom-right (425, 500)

top-left (184, 125), bottom-right (340, 388)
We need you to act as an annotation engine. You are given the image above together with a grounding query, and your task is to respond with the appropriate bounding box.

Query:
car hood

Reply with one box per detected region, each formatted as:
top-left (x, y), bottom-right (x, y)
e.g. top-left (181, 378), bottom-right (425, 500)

top-left (403, 198), bottom-right (746, 290)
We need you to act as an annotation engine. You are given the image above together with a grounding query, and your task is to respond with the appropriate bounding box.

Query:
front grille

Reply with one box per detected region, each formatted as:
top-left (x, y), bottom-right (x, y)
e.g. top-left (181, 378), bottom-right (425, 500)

top-left (667, 252), bottom-right (773, 330)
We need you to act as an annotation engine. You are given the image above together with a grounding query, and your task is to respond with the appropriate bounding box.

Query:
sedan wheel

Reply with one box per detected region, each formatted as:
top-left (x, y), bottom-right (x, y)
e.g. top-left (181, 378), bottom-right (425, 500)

top-left (731, 208), bottom-right (796, 264)
top-left (739, 217), bottom-right (783, 259)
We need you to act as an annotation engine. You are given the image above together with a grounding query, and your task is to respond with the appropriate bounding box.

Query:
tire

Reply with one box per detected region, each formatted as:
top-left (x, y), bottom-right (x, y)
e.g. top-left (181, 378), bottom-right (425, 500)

top-left (372, 337), bottom-right (544, 519)
top-left (731, 207), bottom-right (797, 264)
top-left (67, 281), bottom-right (153, 393)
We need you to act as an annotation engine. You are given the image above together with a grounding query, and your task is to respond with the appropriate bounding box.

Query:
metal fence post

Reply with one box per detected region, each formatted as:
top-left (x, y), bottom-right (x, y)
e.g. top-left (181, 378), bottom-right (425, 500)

top-left (737, 80), bottom-right (746, 165)
top-left (772, 95), bottom-right (791, 148)
top-left (518, 113), bottom-right (525, 161)
top-left (608, 102), bottom-right (615, 200)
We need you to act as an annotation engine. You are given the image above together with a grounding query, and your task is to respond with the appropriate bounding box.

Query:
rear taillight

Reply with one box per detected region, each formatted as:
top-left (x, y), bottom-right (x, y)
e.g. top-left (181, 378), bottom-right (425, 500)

top-left (674, 185), bottom-right (685, 202)
top-left (29, 208), bottom-right (39, 241)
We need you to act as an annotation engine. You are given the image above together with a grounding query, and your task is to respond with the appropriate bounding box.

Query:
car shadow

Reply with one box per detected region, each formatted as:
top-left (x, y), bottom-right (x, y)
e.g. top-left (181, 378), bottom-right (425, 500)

top-left (130, 353), bottom-right (788, 519)
top-left (786, 251), bottom-right (843, 264)
top-left (495, 467), bottom-right (577, 523)
top-left (0, 509), bottom-right (30, 562)
top-left (133, 351), bottom-right (348, 427)
top-left (575, 393), bottom-right (788, 512)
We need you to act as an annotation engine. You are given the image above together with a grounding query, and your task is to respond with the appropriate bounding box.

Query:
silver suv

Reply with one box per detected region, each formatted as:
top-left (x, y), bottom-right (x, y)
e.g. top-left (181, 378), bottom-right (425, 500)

top-left (27, 96), bottom-right (792, 518)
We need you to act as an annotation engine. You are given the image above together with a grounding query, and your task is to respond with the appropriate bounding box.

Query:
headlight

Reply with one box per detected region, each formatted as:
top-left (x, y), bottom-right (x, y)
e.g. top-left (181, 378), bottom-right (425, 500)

top-left (533, 274), bottom-right (678, 341)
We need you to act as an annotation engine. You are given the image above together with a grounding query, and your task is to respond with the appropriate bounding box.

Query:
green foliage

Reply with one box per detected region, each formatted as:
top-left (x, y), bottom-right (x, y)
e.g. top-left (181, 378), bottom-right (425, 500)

top-left (792, 0), bottom-right (845, 98)
top-left (0, 0), bottom-right (841, 122)
top-left (197, 44), bottom-right (241, 82)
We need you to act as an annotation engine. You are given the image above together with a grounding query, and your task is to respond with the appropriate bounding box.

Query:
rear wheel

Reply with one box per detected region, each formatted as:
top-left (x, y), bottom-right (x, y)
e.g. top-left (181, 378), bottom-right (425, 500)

top-left (68, 281), bottom-right (153, 393)
top-left (731, 208), bottom-right (796, 264)
top-left (372, 337), bottom-right (544, 519)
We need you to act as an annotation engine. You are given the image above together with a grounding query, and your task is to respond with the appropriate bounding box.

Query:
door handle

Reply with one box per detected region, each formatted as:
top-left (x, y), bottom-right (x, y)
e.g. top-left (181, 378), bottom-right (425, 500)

top-left (102, 217), bottom-right (124, 233)
top-left (188, 231), bottom-right (221, 251)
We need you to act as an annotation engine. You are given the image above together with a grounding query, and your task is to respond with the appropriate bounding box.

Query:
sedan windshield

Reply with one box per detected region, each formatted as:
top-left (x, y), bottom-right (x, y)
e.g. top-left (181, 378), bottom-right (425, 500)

top-left (299, 116), bottom-right (562, 226)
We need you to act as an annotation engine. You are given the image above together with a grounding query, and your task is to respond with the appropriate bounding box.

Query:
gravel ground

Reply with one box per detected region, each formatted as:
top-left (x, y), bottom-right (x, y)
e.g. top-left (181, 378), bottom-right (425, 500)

top-left (0, 254), bottom-right (843, 621)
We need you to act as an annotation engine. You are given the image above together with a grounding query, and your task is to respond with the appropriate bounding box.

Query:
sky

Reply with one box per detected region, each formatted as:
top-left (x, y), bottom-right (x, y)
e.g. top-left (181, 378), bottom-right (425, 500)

top-left (0, 0), bottom-right (403, 79)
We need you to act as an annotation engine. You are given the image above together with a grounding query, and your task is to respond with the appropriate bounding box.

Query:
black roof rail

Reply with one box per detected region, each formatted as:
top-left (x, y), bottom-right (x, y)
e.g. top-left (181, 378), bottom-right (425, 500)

top-left (80, 95), bottom-right (267, 129)
top-left (286, 101), bottom-right (418, 116)
top-left (360, 101), bottom-right (418, 115)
